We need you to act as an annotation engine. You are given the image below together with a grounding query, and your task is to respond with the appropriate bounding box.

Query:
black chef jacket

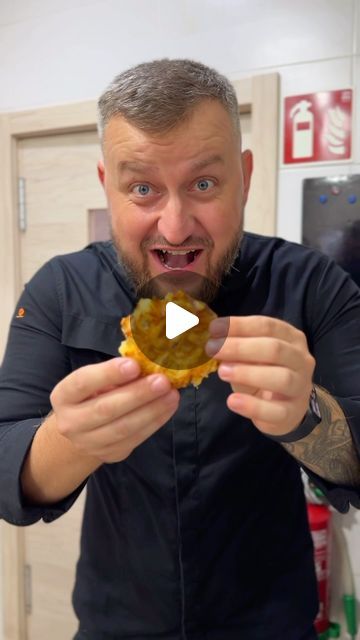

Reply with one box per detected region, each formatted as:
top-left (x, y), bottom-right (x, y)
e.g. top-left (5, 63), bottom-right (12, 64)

top-left (0, 232), bottom-right (360, 640)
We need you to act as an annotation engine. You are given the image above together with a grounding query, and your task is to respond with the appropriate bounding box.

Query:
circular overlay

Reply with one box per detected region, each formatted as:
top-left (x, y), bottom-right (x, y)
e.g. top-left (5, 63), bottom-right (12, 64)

top-left (129, 271), bottom-right (229, 371)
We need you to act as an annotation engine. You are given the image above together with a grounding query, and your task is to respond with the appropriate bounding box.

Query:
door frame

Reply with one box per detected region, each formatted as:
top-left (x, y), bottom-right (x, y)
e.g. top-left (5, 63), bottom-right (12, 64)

top-left (0, 73), bottom-right (279, 640)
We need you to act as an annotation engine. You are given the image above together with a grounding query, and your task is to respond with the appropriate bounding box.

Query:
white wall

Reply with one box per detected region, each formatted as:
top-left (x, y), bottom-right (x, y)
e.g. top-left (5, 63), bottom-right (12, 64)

top-left (0, 0), bottom-right (360, 638)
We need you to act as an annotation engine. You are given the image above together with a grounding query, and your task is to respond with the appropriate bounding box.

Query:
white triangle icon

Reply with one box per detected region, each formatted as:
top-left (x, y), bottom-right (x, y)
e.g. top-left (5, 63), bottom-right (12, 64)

top-left (166, 302), bottom-right (199, 339)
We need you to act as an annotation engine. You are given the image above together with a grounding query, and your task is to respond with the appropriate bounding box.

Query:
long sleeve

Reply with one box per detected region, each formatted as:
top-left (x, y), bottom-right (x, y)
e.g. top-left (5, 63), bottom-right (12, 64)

top-left (303, 256), bottom-right (360, 512)
top-left (0, 261), bottom-right (86, 525)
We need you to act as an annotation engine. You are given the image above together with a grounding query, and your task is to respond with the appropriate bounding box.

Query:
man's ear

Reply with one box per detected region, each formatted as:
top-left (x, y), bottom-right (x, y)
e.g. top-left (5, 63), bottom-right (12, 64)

top-left (241, 150), bottom-right (253, 205)
top-left (97, 160), bottom-right (105, 187)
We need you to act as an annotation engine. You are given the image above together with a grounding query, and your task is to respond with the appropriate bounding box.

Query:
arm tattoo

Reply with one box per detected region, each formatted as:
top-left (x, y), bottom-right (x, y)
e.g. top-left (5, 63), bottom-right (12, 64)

top-left (283, 385), bottom-right (360, 486)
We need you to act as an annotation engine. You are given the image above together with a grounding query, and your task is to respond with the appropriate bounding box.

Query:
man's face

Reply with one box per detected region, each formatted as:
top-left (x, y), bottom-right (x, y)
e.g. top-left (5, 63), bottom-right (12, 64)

top-left (98, 99), bottom-right (252, 302)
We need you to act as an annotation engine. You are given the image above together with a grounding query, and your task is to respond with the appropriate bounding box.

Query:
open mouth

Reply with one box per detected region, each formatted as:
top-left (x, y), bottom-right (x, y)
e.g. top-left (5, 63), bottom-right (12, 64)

top-left (151, 249), bottom-right (203, 270)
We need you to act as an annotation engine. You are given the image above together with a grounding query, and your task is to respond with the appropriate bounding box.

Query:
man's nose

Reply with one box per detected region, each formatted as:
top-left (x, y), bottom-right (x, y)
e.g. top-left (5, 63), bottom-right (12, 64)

top-left (157, 194), bottom-right (195, 244)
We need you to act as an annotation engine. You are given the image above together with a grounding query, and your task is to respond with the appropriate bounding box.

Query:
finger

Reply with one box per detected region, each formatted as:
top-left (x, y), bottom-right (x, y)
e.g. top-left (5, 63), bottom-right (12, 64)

top-left (217, 369), bottom-right (258, 395)
top-left (206, 337), bottom-right (305, 370)
top-left (227, 392), bottom-right (292, 427)
top-left (125, 390), bottom-right (179, 451)
top-left (51, 357), bottom-right (141, 406)
top-left (84, 389), bottom-right (180, 457)
top-left (230, 383), bottom-right (258, 395)
top-left (218, 363), bottom-right (302, 398)
top-left (210, 316), bottom-right (306, 346)
top-left (63, 372), bottom-right (173, 433)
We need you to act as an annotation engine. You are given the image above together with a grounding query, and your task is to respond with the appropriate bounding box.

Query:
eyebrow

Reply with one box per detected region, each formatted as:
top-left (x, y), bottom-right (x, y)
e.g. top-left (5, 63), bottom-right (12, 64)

top-left (190, 154), bottom-right (225, 171)
top-left (117, 154), bottom-right (224, 175)
top-left (117, 161), bottom-right (151, 174)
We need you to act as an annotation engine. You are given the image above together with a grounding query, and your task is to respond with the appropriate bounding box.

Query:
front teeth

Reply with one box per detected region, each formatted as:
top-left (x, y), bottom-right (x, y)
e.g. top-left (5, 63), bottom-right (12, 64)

top-left (160, 249), bottom-right (195, 255)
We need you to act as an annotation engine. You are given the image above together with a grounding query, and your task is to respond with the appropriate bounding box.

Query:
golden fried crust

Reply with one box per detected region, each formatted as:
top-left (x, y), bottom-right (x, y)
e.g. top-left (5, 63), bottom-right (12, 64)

top-left (119, 290), bottom-right (219, 389)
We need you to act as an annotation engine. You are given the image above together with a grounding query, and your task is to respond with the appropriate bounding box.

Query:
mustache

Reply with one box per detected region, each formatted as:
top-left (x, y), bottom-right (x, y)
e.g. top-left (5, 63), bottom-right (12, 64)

top-left (141, 237), bottom-right (213, 250)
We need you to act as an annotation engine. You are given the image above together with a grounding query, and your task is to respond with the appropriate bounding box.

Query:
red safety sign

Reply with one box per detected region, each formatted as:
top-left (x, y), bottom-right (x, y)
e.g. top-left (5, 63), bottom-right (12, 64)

top-left (283, 89), bottom-right (352, 164)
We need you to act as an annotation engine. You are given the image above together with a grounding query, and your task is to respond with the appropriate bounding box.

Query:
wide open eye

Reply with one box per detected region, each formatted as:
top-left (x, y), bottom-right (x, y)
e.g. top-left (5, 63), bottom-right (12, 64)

top-left (132, 184), bottom-right (153, 196)
top-left (194, 178), bottom-right (215, 192)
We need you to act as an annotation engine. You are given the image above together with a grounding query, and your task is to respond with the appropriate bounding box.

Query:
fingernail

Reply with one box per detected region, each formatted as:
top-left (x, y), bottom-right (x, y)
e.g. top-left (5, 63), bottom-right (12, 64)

top-left (119, 359), bottom-right (138, 376)
top-left (209, 318), bottom-right (228, 337)
top-left (205, 338), bottom-right (223, 356)
top-left (149, 375), bottom-right (170, 393)
top-left (218, 364), bottom-right (234, 379)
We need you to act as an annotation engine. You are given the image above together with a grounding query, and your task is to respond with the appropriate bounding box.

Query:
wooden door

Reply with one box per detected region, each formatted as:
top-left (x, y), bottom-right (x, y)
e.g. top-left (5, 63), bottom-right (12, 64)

top-left (18, 131), bottom-right (107, 284)
top-left (17, 130), bottom-right (106, 640)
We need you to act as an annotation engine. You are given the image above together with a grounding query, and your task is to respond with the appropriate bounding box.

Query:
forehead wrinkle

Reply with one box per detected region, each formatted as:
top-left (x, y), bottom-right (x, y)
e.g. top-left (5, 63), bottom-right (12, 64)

top-left (118, 160), bottom-right (156, 174)
top-left (117, 153), bottom-right (225, 177)
top-left (189, 153), bottom-right (224, 172)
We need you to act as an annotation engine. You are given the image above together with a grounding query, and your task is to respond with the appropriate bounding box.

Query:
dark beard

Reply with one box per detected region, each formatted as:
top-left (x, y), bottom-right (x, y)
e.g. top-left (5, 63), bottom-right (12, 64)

top-left (111, 228), bottom-right (243, 304)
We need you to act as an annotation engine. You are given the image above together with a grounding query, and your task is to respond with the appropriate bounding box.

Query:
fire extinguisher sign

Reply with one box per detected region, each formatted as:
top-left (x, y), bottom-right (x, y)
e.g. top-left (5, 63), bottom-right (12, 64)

top-left (283, 89), bottom-right (352, 164)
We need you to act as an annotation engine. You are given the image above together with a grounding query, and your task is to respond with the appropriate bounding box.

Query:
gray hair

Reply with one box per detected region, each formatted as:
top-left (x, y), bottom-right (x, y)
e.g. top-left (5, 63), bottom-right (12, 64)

top-left (97, 58), bottom-right (240, 143)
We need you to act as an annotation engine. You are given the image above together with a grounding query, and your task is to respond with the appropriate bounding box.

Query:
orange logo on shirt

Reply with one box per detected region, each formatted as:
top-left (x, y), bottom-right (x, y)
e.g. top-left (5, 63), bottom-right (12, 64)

top-left (16, 307), bottom-right (25, 318)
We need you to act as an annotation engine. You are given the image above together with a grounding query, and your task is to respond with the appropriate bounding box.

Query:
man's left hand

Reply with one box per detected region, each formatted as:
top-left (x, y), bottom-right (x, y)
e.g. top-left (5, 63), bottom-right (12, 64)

top-left (205, 316), bottom-right (316, 437)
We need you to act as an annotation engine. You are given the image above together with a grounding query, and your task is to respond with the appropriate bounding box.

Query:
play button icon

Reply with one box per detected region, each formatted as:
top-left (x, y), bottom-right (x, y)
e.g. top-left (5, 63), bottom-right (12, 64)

top-left (124, 271), bottom-right (229, 371)
top-left (166, 302), bottom-right (199, 339)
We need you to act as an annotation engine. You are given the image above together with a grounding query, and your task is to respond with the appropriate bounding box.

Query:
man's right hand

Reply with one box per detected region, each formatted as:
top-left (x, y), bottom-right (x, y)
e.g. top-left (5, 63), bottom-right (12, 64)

top-left (50, 358), bottom-right (180, 464)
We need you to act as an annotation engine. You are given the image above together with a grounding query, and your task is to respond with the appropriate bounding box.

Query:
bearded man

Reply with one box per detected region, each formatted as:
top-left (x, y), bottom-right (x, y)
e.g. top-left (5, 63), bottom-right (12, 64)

top-left (0, 59), bottom-right (359, 640)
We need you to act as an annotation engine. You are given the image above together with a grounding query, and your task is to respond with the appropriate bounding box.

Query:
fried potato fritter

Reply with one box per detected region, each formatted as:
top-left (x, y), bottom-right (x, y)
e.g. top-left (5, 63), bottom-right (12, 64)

top-left (119, 290), bottom-right (218, 389)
